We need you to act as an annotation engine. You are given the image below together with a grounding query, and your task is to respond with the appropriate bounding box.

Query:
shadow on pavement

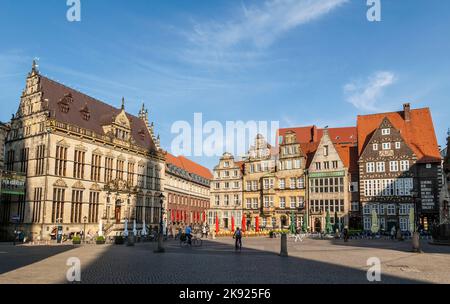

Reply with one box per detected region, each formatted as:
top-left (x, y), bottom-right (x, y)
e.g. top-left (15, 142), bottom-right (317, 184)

top-left (0, 244), bottom-right (75, 275)
top-left (328, 238), bottom-right (450, 255)
top-left (69, 238), bottom-right (427, 284)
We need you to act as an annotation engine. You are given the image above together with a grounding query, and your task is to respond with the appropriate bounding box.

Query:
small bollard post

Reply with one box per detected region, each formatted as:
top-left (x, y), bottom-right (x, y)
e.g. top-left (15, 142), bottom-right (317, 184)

top-left (280, 233), bottom-right (288, 257)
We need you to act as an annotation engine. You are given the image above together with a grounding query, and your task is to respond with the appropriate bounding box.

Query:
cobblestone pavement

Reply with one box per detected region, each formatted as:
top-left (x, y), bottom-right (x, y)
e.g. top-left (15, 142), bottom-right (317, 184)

top-left (0, 237), bottom-right (449, 284)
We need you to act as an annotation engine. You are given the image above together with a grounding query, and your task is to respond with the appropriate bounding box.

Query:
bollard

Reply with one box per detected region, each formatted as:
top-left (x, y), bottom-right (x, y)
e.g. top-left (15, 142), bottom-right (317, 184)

top-left (280, 233), bottom-right (288, 257)
top-left (412, 232), bottom-right (421, 253)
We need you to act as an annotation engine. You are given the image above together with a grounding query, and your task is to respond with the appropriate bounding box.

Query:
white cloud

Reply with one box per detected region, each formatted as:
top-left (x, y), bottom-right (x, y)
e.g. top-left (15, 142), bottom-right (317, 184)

top-left (188, 0), bottom-right (348, 49)
top-left (344, 71), bottom-right (397, 111)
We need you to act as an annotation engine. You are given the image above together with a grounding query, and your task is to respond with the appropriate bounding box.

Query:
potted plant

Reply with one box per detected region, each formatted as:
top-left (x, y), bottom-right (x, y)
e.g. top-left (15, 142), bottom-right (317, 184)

top-left (72, 236), bottom-right (81, 245)
top-left (114, 235), bottom-right (124, 245)
top-left (96, 236), bottom-right (106, 245)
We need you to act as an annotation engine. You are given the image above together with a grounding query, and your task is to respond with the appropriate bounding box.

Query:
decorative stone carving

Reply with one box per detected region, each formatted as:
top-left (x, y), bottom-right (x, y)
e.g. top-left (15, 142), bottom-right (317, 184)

top-left (53, 178), bottom-right (68, 188)
top-left (72, 181), bottom-right (85, 189)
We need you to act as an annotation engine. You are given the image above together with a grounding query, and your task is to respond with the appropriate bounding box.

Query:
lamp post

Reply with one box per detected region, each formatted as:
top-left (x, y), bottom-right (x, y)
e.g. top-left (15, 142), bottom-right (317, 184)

top-left (83, 216), bottom-right (87, 244)
top-left (154, 193), bottom-right (165, 253)
top-left (411, 190), bottom-right (421, 252)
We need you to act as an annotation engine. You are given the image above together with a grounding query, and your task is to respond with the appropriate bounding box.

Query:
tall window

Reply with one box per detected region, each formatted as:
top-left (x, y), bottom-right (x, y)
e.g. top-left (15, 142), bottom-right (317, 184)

top-left (246, 198), bottom-right (251, 209)
top-left (105, 157), bottom-right (114, 183)
top-left (32, 188), bottom-right (43, 223)
top-left (290, 197), bottom-right (297, 209)
top-left (52, 188), bottom-right (65, 223)
top-left (88, 191), bottom-right (99, 223)
top-left (20, 147), bottom-right (29, 174)
top-left (127, 162), bottom-right (135, 186)
top-left (315, 162), bottom-right (321, 170)
top-left (290, 178), bottom-right (296, 189)
top-left (366, 162), bottom-right (375, 173)
top-left (234, 195), bottom-right (239, 205)
top-left (55, 146), bottom-right (68, 176)
top-left (6, 150), bottom-right (15, 171)
top-left (279, 197), bottom-right (286, 209)
top-left (73, 150), bottom-right (85, 179)
top-left (376, 162), bottom-right (385, 172)
top-left (137, 164), bottom-right (145, 188)
top-left (279, 179), bottom-right (285, 189)
top-left (297, 177), bottom-right (305, 189)
top-left (35, 145), bottom-right (45, 176)
top-left (400, 160), bottom-right (410, 171)
top-left (146, 165), bottom-right (153, 190)
top-left (389, 161), bottom-right (399, 172)
top-left (224, 195), bottom-right (229, 206)
top-left (71, 190), bottom-right (83, 223)
top-left (91, 154), bottom-right (102, 182)
top-left (116, 160), bottom-right (124, 180)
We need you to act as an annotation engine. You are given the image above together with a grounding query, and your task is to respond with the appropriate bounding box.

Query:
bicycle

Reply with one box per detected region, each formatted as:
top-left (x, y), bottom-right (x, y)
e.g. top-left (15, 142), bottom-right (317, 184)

top-left (179, 234), bottom-right (203, 247)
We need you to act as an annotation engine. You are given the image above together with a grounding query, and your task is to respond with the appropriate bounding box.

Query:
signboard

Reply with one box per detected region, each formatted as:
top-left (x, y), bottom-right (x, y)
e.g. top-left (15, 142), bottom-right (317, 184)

top-left (309, 171), bottom-right (345, 178)
top-left (0, 171), bottom-right (26, 195)
top-left (420, 180), bottom-right (437, 212)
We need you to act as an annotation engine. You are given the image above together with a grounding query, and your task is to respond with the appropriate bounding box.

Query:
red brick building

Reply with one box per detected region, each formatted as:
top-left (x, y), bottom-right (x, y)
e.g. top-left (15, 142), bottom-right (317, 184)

top-left (165, 153), bottom-right (212, 229)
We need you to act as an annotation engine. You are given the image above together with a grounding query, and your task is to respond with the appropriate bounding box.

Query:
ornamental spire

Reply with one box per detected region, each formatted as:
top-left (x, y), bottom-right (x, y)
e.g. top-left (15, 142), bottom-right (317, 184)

top-left (121, 97), bottom-right (125, 110)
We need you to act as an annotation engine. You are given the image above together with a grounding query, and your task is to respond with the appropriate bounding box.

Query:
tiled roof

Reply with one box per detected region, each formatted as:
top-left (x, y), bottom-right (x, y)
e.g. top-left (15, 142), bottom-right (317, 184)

top-left (166, 153), bottom-right (213, 180)
top-left (279, 126), bottom-right (357, 169)
top-left (40, 76), bottom-right (157, 151)
top-left (299, 142), bottom-right (320, 169)
top-left (357, 107), bottom-right (441, 163)
top-left (278, 126), bottom-right (357, 145)
top-left (335, 145), bottom-right (359, 173)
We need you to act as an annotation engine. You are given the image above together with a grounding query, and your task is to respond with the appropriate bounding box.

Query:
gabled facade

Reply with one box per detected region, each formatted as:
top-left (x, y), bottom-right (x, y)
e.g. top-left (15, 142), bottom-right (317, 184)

top-left (209, 153), bottom-right (243, 230)
top-left (358, 104), bottom-right (442, 232)
top-left (273, 131), bottom-right (307, 229)
top-left (242, 134), bottom-right (276, 229)
top-left (308, 129), bottom-right (357, 232)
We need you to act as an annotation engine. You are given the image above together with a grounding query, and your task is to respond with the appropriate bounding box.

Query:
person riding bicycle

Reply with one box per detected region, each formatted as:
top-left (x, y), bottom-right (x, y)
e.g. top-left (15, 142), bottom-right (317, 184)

top-left (185, 225), bottom-right (192, 245)
top-left (233, 227), bottom-right (242, 250)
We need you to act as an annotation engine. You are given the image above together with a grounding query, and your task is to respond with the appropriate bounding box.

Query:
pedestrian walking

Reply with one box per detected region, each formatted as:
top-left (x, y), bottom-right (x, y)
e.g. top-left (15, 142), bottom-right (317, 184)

top-left (343, 226), bottom-right (349, 242)
top-left (202, 225), bottom-right (207, 238)
top-left (294, 227), bottom-right (303, 243)
top-left (205, 224), bottom-right (210, 239)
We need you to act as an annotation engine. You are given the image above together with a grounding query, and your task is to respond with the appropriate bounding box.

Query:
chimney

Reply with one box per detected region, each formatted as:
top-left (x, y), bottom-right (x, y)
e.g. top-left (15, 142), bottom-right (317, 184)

top-left (403, 103), bottom-right (411, 121)
top-left (311, 126), bottom-right (318, 143)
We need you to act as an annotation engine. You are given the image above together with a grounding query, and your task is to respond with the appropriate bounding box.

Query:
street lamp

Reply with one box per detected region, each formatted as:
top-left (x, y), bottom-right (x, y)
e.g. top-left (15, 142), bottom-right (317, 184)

top-left (411, 190), bottom-right (421, 252)
top-left (83, 216), bottom-right (88, 243)
top-left (154, 193), bottom-right (165, 253)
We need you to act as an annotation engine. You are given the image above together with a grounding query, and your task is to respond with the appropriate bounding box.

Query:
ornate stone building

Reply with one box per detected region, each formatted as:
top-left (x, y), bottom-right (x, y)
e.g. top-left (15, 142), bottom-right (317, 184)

top-left (0, 122), bottom-right (9, 169)
top-left (279, 126), bottom-right (359, 231)
top-left (271, 131), bottom-right (307, 229)
top-left (209, 153), bottom-right (243, 230)
top-left (307, 129), bottom-right (359, 232)
top-left (165, 153), bottom-right (211, 230)
top-left (242, 134), bottom-right (276, 230)
top-left (358, 104), bottom-right (442, 232)
top-left (0, 62), bottom-right (165, 241)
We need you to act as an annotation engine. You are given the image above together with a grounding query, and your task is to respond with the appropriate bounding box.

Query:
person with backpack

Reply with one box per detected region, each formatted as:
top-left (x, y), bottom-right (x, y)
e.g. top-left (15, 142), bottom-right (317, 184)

top-left (233, 227), bottom-right (242, 250)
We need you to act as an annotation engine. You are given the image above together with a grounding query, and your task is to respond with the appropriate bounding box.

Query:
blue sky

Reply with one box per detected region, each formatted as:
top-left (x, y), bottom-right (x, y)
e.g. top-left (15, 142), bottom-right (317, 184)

top-left (0, 0), bottom-right (449, 169)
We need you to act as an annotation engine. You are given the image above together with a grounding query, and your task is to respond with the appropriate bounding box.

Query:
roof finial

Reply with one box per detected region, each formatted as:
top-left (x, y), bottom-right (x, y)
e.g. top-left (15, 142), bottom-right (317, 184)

top-left (31, 58), bottom-right (39, 73)
top-left (121, 97), bottom-right (125, 110)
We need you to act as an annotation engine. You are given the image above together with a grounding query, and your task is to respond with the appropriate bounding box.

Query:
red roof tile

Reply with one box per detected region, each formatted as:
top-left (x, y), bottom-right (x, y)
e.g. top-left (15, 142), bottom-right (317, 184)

top-left (278, 126), bottom-right (357, 145)
top-left (166, 153), bottom-right (213, 180)
top-left (357, 107), bottom-right (441, 163)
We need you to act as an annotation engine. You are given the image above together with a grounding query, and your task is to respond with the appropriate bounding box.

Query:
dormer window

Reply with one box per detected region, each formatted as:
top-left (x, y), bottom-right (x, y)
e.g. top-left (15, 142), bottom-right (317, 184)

top-left (58, 93), bottom-right (73, 113)
top-left (80, 103), bottom-right (90, 121)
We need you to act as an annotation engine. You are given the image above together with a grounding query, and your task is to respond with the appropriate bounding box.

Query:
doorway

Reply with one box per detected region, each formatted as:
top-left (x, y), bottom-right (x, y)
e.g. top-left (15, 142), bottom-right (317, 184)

top-left (115, 200), bottom-right (122, 224)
